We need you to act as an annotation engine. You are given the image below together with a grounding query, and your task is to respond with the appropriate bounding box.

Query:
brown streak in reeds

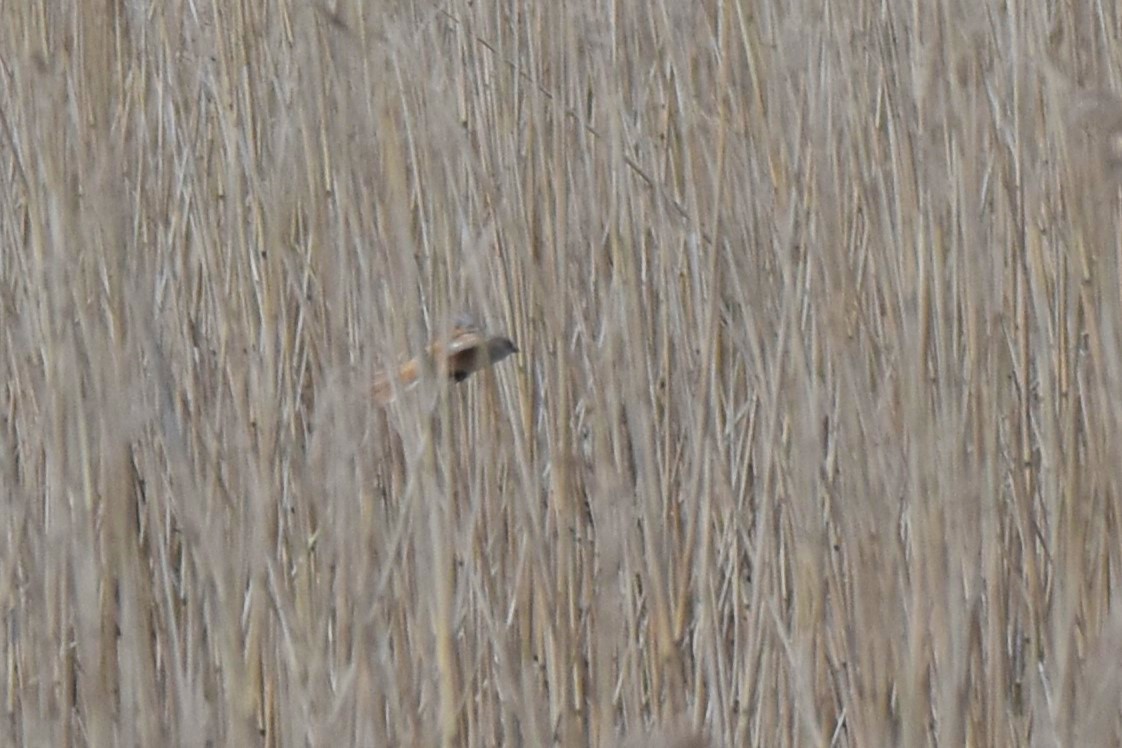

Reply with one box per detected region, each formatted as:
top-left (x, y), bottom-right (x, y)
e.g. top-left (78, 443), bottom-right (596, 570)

top-left (372, 320), bottom-right (518, 406)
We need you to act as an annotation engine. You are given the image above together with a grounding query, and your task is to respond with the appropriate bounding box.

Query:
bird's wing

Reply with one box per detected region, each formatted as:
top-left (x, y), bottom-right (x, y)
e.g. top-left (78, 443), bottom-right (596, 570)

top-left (373, 317), bottom-right (515, 405)
top-left (438, 325), bottom-right (488, 355)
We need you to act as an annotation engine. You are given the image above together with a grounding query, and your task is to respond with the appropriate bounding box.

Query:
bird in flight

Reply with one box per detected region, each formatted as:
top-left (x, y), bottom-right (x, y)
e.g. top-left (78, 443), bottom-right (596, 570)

top-left (373, 316), bottom-right (519, 405)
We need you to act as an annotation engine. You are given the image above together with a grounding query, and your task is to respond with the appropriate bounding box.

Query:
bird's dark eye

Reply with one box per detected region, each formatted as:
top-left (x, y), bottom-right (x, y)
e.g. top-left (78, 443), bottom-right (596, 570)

top-left (452, 370), bottom-right (470, 382)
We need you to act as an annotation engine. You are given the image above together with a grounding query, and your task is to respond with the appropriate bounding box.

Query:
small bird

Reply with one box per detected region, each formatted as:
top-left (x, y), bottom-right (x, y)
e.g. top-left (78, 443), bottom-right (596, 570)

top-left (373, 317), bottom-right (519, 405)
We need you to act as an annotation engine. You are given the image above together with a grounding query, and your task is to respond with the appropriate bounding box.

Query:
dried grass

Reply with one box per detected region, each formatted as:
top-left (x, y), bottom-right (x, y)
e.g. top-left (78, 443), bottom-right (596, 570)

top-left (3, 1), bottom-right (1122, 745)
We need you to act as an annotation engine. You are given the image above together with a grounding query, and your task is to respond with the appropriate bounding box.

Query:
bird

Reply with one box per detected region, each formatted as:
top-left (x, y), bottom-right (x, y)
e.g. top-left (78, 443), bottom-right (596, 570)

top-left (373, 317), bottom-right (519, 405)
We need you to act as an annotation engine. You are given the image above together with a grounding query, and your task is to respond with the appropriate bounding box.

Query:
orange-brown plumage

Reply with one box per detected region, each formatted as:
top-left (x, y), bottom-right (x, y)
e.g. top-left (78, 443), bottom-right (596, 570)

top-left (373, 320), bottom-right (518, 405)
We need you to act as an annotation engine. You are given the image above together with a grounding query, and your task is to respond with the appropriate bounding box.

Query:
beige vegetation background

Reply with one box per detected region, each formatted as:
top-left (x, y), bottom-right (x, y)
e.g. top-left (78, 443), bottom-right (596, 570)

top-left (3, 1), bottom-right (1122, 746)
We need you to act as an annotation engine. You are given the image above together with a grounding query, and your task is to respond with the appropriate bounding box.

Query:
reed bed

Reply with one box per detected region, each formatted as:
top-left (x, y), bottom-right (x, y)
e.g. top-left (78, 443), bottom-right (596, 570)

top-left (3, 1), bottom-right (1122, 745)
